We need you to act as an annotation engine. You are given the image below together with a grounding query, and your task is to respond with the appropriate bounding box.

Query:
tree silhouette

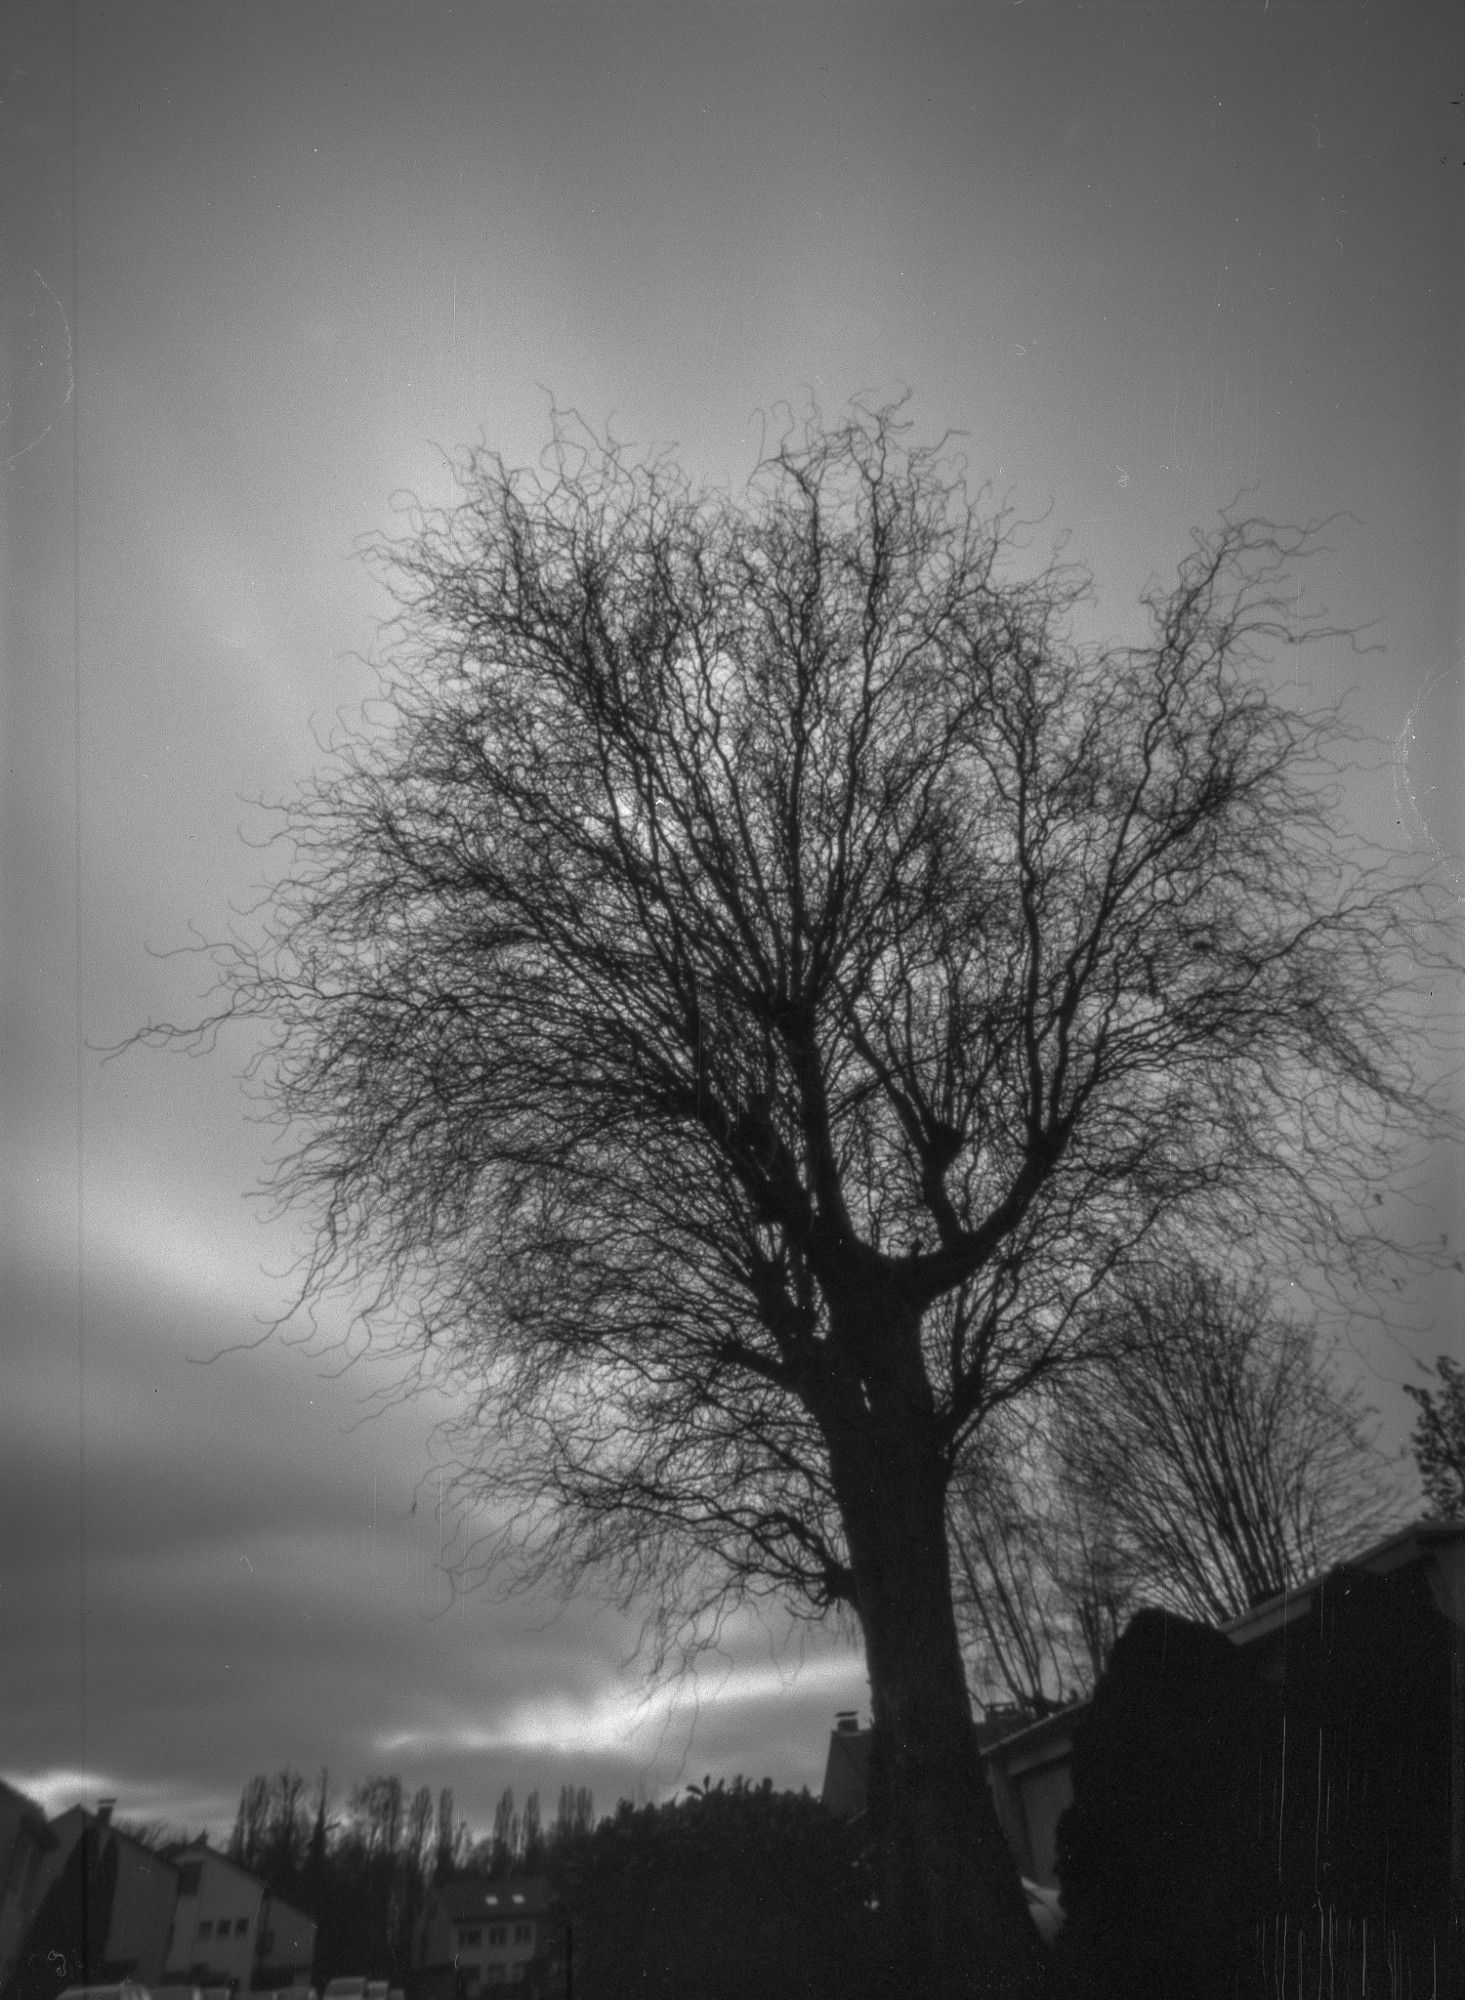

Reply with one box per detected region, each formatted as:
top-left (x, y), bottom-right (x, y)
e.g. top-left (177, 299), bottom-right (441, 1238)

top-left (1055, 1257), bottom-right (1406, 1622)
top-left (159, 406), bottom-right (1450, 1998)
top-left (950, 1402), bottom-right (1135, 1714)
top-left (952, 1254), bottom-right (1406, 1705)
top-left (1404, 1354), bottom-right (1465, 1517)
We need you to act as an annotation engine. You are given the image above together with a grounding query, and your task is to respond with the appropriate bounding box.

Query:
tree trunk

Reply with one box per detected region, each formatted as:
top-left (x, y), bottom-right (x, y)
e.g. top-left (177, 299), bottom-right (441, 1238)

top-left (824, 1345), bottom-right (1049, 2000)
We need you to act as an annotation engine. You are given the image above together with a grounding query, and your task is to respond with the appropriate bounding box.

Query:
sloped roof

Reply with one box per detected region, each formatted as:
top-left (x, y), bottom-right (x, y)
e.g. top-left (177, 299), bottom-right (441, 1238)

top-left (982, 1516), bottom-right (1465, 1779)
top-left (163, 1839), bottom-right (313, 1928)
top-left (1221, 1516), bottom-right (1465, 1647)
top-left (49, 1806), bottom-right (179, 1876)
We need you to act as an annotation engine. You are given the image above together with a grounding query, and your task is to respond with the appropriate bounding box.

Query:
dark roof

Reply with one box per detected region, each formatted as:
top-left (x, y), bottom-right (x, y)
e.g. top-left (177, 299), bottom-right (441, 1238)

top-left (980, 1701), bottom-right (1089, 1776)
top-left (822, 1700), bottom-right (1081, 1816)
top-left (1222, 1516), bottom-right (1465, 1649)
top-left (432, 1878), bottom-right (552, 1923)
top-left (49, 1807), bottom-right (179, 1875)
top-left (984, 1516), bottom-right (1465, 1775)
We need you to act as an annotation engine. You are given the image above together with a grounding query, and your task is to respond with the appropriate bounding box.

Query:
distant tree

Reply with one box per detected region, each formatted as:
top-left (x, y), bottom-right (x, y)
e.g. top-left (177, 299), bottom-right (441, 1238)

top-left (551, 1787), bottom-right (595, 1850)
top-left (433, 1786), bottom-right (471, 1882)
top-left (305, 1769), bottom-right (332, 1906)
top-left (220, 1765), bottom-right (489, 1985)
top-left (521, 1791), bottom-right (544, 1872)
top-left (158, 408), bottom-right (1452, 1998)
top-left (952, 1257), bottom-right (1405, 1700)
top-left (1403, 1354), bottom-right (1465, 1518)
top-left (1054, 1257), bottom-right (1406, 1624)
top-left (949, 1409), bottom-right (1135, 1714)
top-left (264, 1769), bottom-right (311, 1888)
top-left (353, 1776), bottom-right (405, 1862)
top-left (392, 1787), bottom-right (435, 1968)
top-left (229, 1775), bottom-right (271, 1875)
top-left (405, 1785), bottom-right (435, 1871)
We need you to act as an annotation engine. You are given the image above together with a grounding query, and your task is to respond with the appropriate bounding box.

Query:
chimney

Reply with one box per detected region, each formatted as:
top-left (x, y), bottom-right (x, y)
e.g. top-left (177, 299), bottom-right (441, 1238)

top-left (835, 1710), bottom-right (860, 1733)
top-left (96, 1799), bottom-right (116, 1826)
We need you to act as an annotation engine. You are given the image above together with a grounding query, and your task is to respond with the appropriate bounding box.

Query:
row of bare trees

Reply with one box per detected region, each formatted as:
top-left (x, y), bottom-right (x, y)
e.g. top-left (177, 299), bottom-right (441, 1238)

top-left (222, 1770), bottom-right (594, 1981)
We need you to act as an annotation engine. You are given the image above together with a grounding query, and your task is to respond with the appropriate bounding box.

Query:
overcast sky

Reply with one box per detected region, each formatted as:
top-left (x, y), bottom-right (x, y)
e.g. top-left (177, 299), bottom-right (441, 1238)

top-left (3, 0), bottom-right (1462, 1844)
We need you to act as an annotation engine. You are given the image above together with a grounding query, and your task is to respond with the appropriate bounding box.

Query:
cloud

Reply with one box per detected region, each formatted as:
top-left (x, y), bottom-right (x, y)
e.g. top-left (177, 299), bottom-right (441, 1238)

top-left (377, 1649), bottom-right (866, 1762)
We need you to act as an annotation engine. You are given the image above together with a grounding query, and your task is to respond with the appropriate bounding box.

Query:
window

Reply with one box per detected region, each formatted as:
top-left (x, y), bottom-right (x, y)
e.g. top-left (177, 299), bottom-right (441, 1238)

top-left (198, 1922), bottom-right (214, 1941)
top-left (235, 1917), bottom-right (250, 1936)
top-left (487, 1927), bottom-right (506, 1947)
top-left (513, 1925), bottom-right (531, 1946)
top-left (458, 1929), bottom-right (482, 1948)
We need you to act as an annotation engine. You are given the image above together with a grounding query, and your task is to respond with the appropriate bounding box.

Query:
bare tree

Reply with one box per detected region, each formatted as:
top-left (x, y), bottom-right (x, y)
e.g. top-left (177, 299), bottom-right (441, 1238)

top-left (490, 1787), bottom-right (520, 1877)
top-left (1052, 1256), bottom-right (1408, 1626)
top-left (551, 1785), bottom-right (595, 1847)
top-left (352, 1776), bottom-right (404, 1862)
top-left (229, 1774), bottom-right (271, 1874)
top-left (949, 1411), bottom-right (1135, 1715)
top-left (433, 1785), bottom-right (471, 1883)
top-left (1404, 1354), bottom-right (1465, 1518)
top-left (265, 1769), bottom-right (310, 1883)
top-left (520, 1791), bottom-right (543, 1872)
top-left (158, 407), bottom-right (1448, 1998)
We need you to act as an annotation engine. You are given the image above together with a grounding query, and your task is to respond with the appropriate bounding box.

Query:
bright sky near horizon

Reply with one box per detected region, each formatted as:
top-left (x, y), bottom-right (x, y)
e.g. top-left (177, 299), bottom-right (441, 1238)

top-left (3, 0), bottom-right (1462, 1843)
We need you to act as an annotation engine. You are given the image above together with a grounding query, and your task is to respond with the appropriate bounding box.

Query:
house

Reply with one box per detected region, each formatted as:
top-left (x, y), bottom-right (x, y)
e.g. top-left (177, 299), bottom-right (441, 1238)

top-left (30, 1802), bottom-right (181, 1984)
top-left (820, 1699), bottom-right (1080, 1891)
top-left (0, 1779), bottom-right (57, 1987)
top-left (414, 1878), bottom-right (553, 1992)
top-left (823, 1518), bottom-right (1465, 1913)
top-left (973, 1704), bottom-right (1084, 1890)
top-left (985, 1517), bottom-right (1465, 1897)
top-left (161, 1842), bottom-right (316, 1990)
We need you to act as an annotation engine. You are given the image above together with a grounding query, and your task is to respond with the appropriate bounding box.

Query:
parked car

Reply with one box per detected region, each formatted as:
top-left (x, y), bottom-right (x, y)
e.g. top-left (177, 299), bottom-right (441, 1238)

top-left (1022, 1877), bottom-right (1064, 1945)
top-left (276, 1986), bottom-right (317, 2000)
top-left (57, 1987), bottom-right (151, 2000)
top-left (322, 1980), bottom-right (367, 2000)
top-left (150, 1985), bottom-right (204, 2000)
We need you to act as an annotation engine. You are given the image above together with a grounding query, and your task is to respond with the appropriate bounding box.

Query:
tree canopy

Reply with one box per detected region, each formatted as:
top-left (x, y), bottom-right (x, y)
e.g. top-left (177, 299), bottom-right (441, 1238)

top-left (159, 405), bottom-right (1452, 1999)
